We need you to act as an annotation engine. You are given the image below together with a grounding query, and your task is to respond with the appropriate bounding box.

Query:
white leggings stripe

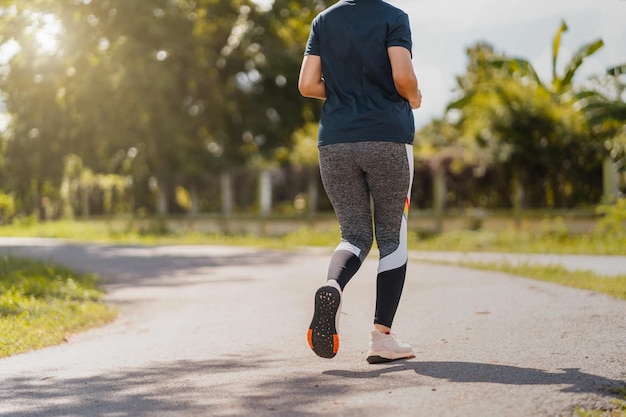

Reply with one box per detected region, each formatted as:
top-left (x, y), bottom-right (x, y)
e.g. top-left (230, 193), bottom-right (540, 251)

top-left (378, 144), bottom-right (413, 273)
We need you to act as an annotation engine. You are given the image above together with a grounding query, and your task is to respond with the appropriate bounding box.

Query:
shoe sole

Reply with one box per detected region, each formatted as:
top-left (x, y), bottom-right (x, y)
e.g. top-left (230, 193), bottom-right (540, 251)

top-left (307, 286), bottom-right (341, 359)
top-left (366, 353), bottom-right (415, 364)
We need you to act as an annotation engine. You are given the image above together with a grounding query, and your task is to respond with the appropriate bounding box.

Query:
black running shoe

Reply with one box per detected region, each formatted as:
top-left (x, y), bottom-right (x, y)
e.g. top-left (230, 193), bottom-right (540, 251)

top-left (307, 281), bottom-right (342, 359)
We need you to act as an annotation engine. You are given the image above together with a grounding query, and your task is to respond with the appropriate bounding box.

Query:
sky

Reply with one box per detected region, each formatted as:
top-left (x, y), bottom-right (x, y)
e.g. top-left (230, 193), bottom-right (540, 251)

top-left (2, 0), bottom-right (625, 131)
top-left (386, 0), bottom-right (626, 126)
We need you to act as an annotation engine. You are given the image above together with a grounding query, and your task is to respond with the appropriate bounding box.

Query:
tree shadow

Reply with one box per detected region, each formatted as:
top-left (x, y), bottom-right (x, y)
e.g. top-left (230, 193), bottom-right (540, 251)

top-left (0, 358), bottom-right (252, 417)
top-left (0, 240), bottom-right (291, 289)
top-left (1, 356), bottom-right (624, 417)
top-left (323, 361), bottom-right (626, 395)
top-left (0, 356), bottom-right (360, 417)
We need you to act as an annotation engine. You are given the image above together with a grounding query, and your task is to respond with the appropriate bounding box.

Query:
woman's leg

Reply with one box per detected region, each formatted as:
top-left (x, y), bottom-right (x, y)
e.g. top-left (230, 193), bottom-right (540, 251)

top-left (318, 143), bottom-right (374, 290)
top-left (308, 143), bottom-right (374, 359)
top-left (310, 141), bottom-right (414, 362)
top-left (360, 142), bottom-right (413, 329)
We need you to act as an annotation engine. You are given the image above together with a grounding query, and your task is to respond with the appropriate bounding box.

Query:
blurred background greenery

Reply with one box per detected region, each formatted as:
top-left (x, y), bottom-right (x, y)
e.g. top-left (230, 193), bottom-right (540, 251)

top-left (0, 0), bottom-right (624, 246)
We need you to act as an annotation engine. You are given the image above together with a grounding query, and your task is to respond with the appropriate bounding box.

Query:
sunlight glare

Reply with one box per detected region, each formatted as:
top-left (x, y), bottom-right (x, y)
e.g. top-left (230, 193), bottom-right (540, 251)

top-left (31, 13), bottom-right (63, 55)
top-left (0, 39), bottom-right (20, 65)
top-left (251, 0), bottom-right (274, 12)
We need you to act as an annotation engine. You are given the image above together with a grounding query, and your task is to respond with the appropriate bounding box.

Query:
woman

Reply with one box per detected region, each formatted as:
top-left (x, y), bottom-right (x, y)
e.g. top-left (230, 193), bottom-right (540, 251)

top-left (298, 0), bottom-right (422, 364)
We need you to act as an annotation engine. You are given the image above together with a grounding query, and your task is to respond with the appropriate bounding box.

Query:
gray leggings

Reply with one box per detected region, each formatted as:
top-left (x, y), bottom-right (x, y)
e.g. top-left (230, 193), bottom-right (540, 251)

top-left (319, 141), bottom-right (414, 327)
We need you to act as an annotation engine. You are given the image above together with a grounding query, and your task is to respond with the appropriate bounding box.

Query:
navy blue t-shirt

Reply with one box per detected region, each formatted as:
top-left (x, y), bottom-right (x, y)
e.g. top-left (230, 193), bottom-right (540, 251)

top-left (305, 0), bottom-right (415, 146)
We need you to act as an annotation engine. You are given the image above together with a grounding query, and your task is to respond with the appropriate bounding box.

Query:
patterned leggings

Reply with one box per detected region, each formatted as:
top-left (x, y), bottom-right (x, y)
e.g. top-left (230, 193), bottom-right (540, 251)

top-left (318, 141), bottom-right (414, 328)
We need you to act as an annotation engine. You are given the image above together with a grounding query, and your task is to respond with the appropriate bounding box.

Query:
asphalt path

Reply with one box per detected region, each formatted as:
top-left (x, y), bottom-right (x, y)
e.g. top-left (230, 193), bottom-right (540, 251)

top-left (0, 238), bottom-right (625, 417)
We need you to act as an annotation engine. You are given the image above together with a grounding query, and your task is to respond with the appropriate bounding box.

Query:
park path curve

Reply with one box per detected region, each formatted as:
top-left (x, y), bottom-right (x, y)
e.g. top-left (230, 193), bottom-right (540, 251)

top-left (0, 238), bottom-right (625, 417)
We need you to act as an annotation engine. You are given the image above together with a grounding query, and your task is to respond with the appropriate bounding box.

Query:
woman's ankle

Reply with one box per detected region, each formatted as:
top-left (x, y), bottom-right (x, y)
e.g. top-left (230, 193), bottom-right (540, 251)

top-left (374, 323), bottom-right (391, 334)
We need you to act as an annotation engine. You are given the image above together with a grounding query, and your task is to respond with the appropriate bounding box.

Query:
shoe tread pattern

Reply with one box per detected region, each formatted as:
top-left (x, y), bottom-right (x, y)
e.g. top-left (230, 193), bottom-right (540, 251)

top-left (308, 286), bottom-right (340, 359)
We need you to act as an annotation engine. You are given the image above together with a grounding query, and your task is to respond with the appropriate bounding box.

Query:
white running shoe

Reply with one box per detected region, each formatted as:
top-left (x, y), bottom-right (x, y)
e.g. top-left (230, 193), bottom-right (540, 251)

top-left (367, 330), bottom-right (415, 364)
top-left (307, 280), bottom-right (342, 359)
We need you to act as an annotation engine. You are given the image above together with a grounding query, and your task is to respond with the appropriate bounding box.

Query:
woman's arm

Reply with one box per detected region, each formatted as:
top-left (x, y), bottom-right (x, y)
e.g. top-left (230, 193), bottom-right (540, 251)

top-left (298, 54), bottom-right (326, 100)
top-left (388, 46), bottom-right (421, 109)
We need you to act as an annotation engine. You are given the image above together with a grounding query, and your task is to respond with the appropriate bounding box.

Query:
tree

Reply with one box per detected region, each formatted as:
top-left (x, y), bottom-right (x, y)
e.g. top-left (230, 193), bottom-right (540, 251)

top-left (0, 0), bottom-right (331, 219)
top-left (445, 21), bottom-right (608, 216)
top-left (577, 63), bottom-right (626, 203)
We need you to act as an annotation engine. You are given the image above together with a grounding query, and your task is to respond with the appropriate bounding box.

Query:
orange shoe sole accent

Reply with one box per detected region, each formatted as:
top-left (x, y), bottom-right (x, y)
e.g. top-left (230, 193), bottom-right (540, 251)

top-left (333, 334), bottom-right (339, 354)
top-left (307, 329), bottom-right (314, 350)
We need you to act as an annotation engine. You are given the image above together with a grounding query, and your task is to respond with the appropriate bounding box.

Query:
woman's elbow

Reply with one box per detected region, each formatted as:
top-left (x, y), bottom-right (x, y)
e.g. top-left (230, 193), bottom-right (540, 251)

top-left (298, 81), bottom-right (310, 97)
top-left (298, 81), bottom-right (324, 99)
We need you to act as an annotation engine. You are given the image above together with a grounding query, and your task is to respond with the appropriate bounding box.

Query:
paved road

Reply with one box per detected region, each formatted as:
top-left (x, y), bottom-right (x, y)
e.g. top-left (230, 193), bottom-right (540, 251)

top-left (0, 238), bottom-right (625, 417)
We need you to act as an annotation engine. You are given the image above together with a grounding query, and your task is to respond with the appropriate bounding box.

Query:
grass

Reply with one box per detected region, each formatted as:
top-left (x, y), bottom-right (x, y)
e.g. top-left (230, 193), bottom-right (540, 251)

top-left (0, 218), bottom-right (340, 248)
top-left (409, 228), bottom-right (626, 256)
top-left (442, 260), bottom-right (626, 301)
top-left (0, 255), bottom-right (116, 358)
top-left (1, 217), bottom-right (626, 255)
top-left (575, 386), bottom-right (626, 417)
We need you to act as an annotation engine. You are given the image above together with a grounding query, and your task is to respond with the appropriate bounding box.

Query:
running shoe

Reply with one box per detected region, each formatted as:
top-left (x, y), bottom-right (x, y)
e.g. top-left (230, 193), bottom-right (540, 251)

top-left (366, 330), bottom-right (415, 364)
top-left (307, 280), bottom-right (342, 359)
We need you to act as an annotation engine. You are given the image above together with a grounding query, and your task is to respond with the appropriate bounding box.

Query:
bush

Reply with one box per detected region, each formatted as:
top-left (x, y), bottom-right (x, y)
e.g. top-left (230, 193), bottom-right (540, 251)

top-left (0, 191), bottom-right (16, 224)
top-left (596, 199), bottom-right (626, 237)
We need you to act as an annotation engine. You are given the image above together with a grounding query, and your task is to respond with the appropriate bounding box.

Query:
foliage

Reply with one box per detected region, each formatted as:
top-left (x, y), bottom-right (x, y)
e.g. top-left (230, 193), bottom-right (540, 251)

top-left (0, 5), bottom-right (624, 217)
top-left (0, 189), bottom-right (16, 223)
top-left (421, 21), bottom-right (625, 210)
top-left (284, 122), bottom-right (320, 167)
top-left (596, 198), bottom-right (626, 237)
top-left (0, 0), bottom-right (324, 218)
top-left (409, 215), bottom-right (626, 255)
top-left (0, 215), bottom-right (625, 255)
top-left (0, 255), bottom-right (116, 357)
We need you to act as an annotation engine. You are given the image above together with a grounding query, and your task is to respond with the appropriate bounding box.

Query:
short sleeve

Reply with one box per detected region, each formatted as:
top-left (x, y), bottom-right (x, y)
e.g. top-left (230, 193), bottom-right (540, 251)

top-left (304, 19), bottom-right (320, 56)
top-left (386, 13), bottom-right (412, 57)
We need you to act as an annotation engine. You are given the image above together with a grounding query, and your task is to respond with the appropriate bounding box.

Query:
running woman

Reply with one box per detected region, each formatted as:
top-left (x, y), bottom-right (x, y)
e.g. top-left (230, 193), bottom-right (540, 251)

top-left (298, 0), bottom-right (422, 363)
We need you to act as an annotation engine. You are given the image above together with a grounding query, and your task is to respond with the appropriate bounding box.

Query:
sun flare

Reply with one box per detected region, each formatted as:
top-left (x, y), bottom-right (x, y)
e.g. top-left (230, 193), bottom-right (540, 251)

top-left (26, 12), bottom-right (63, 55)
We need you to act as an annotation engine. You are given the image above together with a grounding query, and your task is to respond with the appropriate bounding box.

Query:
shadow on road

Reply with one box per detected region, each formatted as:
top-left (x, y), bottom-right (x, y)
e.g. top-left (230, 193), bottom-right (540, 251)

top-left (2, 357), bottom-right (624, 417)
top-left (324, 361), bottom-right (626, 394)
top-left (0, 240), bottom-right (291, 289)
top-left (0, 358), bottom-right (251, 417)
top-left (0, 357), bottom-right (353, 417)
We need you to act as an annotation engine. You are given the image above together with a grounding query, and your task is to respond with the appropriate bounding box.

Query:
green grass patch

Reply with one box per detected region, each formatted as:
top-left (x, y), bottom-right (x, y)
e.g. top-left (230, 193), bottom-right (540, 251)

top-left (0, 219), bottom-right (342, 248)
top-left (409, 228), bottom-right (626, 256)
top-left (444, 260), bottom-right (626, 301)
top-left (1, 216), bottom-right (625, 255)
top-left (411, 203), bottom-right (626, 255)
top-left (575, 386), bottom-right (626, 417)
top-left (0, 255), bottom-right (116, 358)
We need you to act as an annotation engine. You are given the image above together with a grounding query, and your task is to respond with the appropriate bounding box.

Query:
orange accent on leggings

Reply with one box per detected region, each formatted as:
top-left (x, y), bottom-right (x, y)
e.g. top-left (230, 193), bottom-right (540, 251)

top-left (403, 197), bottom-right (410, 219)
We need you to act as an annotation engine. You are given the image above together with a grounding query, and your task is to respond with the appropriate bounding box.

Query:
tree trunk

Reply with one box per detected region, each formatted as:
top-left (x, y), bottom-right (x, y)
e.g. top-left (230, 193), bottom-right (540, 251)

top-left (189, 185), bottom-right (199, 216)
top-left (432, 164), bottom-right (446, 234)
top-left (259, 170), bottom-right (272, 217)
top-left (60, 175), bottom-right (74, 220)
top-left (31, 179), bottom-right (43, 221)
top-left (511, 168), bottom-right (524, 228)
top-left (221, 172), bottom-right (233, 216)
top-left (81, 186), bottom-right (90, 219)
top-left (157, 180), bottom-right (169, 216)
top-left (307, 167), bottom-right (319, 216)
top-left (603, 156), bottom-right (617, 205)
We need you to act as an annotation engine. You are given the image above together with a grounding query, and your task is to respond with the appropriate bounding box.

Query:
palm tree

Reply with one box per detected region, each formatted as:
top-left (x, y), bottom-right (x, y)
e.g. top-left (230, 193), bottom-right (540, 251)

top-left (577, 63), bottom-right (626, 204)
top-left (447, 20), bottom-right (611, 221)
